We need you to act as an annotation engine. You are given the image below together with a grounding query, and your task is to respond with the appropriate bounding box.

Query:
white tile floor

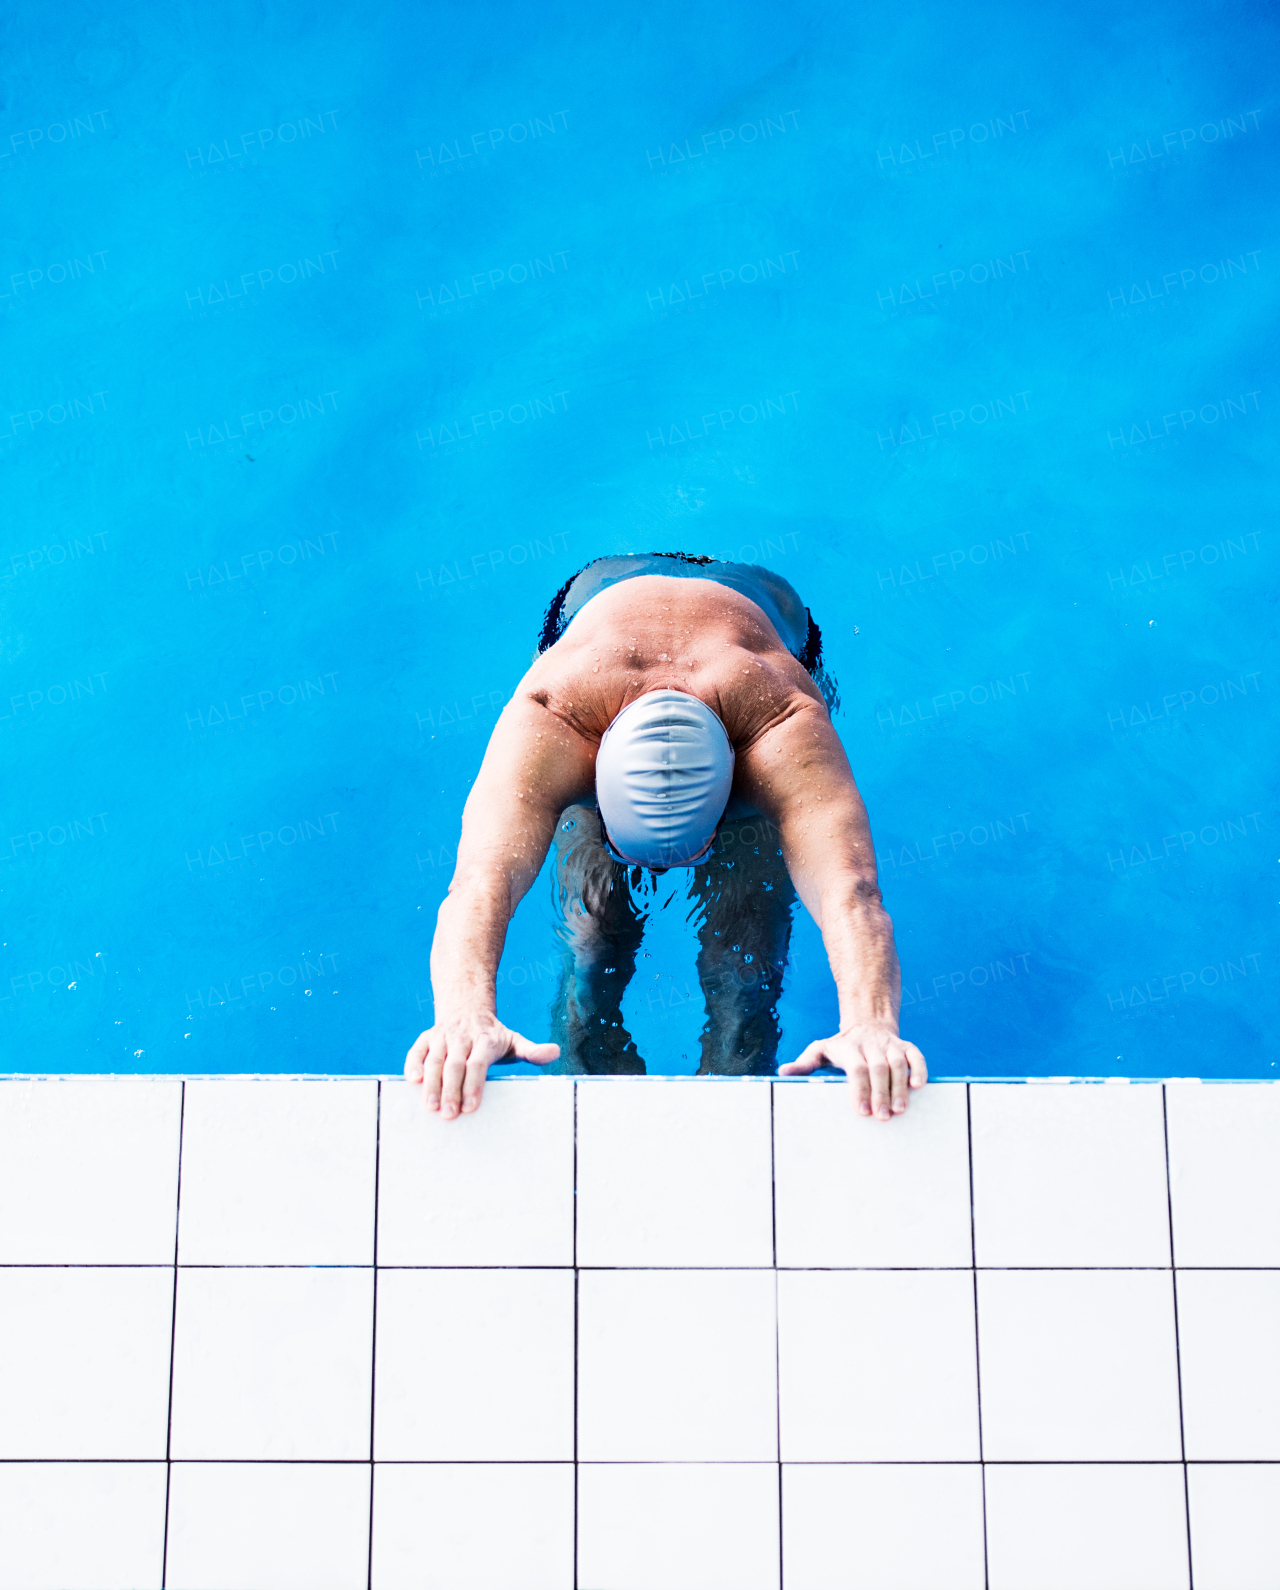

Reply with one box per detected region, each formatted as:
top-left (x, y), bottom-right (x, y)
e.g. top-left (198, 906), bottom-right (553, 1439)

top-left (0, 1076), bottom-right (1276, 1588)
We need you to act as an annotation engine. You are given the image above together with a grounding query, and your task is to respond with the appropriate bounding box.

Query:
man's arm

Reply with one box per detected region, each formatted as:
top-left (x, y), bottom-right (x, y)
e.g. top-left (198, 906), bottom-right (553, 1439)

top-left (736, 696), bottom-right (927, 1119)
top-left (405, 691), bottom-right (596, 1118)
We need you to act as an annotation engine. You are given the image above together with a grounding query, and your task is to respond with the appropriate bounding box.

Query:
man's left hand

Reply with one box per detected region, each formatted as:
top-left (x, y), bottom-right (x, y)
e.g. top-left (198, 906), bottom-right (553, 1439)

top-left (778, 1023), bottom-right (927, 1119)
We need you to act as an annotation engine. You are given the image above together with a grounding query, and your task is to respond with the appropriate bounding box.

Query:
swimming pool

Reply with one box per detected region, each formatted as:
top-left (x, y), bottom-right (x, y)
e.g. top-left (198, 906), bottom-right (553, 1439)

top-left (3, 2), bottom-right (1275, 1079)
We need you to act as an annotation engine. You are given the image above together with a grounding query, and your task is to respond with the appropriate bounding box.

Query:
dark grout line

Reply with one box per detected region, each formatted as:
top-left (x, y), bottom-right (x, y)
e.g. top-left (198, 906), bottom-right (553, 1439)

top-left (161, 1078), bottom-right (186, 1590)
top-left (5, 1457), bottom-right (1277, 1467)
top-left (575, 1081), bottom-right (578, 1590)
top-left (769, 1080), bottom-right (778, 1270)
top-left (967, 1085), bottom-right (990, 1590)
top-left (1163, 1085), bottom-right (1195, 1590)
top-left (771, 1083), bottom-right (782, 1590)
top-left (367, 1078), bottom-right (382, 1590)
top-left (5, 1261), bottom-right (1273, 1270)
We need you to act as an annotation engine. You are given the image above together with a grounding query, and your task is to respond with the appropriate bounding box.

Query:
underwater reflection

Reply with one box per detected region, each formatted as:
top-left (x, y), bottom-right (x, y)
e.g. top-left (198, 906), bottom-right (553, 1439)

top-left (549, 805), bottom-right (796, 1075)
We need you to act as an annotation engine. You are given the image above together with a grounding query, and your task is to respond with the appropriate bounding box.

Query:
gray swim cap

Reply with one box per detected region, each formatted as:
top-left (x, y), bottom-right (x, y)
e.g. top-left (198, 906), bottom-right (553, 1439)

top-left (595, 690), bottom-right (735, 869)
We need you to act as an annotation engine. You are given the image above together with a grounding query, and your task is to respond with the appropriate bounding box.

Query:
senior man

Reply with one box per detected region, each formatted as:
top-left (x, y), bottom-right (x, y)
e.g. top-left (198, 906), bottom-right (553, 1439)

top-left (406, 551), bottom-right (927, 1119)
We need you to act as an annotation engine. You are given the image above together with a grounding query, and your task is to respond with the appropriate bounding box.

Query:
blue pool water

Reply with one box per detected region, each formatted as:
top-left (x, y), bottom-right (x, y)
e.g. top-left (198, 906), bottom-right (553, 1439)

top-left (3, 2), bottom-right (1276, 1079)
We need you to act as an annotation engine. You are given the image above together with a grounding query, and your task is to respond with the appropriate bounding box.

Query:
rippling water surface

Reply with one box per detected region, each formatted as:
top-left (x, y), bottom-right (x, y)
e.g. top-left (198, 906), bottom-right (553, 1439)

top-left (3, 1), bottom-right (1275, 1078)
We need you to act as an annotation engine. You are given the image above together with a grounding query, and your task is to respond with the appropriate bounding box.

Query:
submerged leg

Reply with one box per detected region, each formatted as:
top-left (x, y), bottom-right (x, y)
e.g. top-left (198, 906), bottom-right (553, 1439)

top-left (689, 816), bottom-right (796, 1076)
top-left (547, 804), bottom-right (648, 1074)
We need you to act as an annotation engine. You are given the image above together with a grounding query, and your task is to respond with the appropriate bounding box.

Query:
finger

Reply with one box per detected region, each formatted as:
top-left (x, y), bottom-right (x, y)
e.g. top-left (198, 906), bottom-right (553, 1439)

top-left (888, 1045), bottom-right (911, 1114)
top-left (508, 1032), bottom-right (561, 1066)
top-left (422, 1030), bottom-right (449, 1112)
top-left (868, 1052), bottom-right (892, 1121)
top-left (460, 1052), bottom-right (491, 1114)
top-left (778, 1040), bottom-right (831, 1077)
top-left (904, 1041), bottom-right (929, 1087)
top-left (850, 1055), bottom-right (872, 1116)
top-left (404, 1030), bottom-right (431, 1082)
top-left (439, 1052), bottom-right (469, 1120)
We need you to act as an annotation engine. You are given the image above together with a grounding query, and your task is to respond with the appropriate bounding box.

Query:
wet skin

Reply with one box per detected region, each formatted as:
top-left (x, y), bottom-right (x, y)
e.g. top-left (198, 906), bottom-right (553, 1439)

top-left (405, 574), bottom-right (927, 1118)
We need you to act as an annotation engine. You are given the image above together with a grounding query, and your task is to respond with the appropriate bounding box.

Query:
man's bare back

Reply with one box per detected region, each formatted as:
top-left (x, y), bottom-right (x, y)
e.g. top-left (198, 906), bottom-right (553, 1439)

top-left (519, 575), bottom-right (828, 780)
top-left (406, 567), bottom-right (927, 1118)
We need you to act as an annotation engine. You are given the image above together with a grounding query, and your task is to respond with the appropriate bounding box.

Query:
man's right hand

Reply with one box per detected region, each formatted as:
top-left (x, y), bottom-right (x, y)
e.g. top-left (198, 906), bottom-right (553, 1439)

top-left (404, 1015), bottom-right (560, 1120)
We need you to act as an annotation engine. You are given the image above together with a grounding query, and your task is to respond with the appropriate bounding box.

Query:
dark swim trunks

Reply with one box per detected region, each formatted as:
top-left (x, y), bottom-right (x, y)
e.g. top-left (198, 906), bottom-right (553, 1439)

top-left (537, 551), bottom-right (839, 713)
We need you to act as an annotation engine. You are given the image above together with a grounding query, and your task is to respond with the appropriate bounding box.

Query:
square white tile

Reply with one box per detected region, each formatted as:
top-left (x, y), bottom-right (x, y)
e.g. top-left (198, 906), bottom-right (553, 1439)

top-left (373, 1269), bottom-right (574, 1460)
top-left (1167, 1085), bottom-right (1280, 1265)
top-left (0, 1461), bottom-right (166, 1590)
top-left (984, 1463), bottom-right (1189, 1590)
top-left (578, 1269), bottom-right (776, 1461)
top-left (377, 1078), bottom-right (573, 1266)
top-left (371, 1462), bottom-right (574, 1589)
top-left (778, 1270), bottom-right (979, 1460)
top-left (170, 1267), bottom-right (373, 1459)
top-left (977, 1270), bottom-right (1182, 1460)
top-left (0, 1079), bottom-right (180, 1263)
top-left (0, 1268), bottom-right (174, 1458)
top-left (578, 1462), bottom-right (780, 1590)
top-left (1187, 1463), bottom-right (1280, 1590)
top-left (178, 1079), bottom-right (377, 1264)
top-left (970, 1083), bottom-right (1170, 1265)
top-left (773, 1081), bottom-right (972, 1268)
top-left (1177, 1270), bottom-right (1280, 1459)
top-left (165, 1462), bottom-right (370, 1590)
top-left (781, 1463), bottom-right (986, 1590)
top-left (575, 1079), bottom-right (773, 1266)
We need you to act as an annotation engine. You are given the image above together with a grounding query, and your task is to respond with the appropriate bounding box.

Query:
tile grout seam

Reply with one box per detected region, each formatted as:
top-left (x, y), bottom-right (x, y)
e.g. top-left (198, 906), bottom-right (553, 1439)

top-left (771, 1081), bottom-right (783, 1590)
top-left (160, 1078), bottom-right (186, 1590)
top-left (1163, 1084), bottom-right (1194, 1590)
top-left (573, 1079), bottom-right (579, 1590)
top-left (367, 1078), bottom-right (382, 1590)
top-left (967, 1084), bottom-right (990, 1590)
